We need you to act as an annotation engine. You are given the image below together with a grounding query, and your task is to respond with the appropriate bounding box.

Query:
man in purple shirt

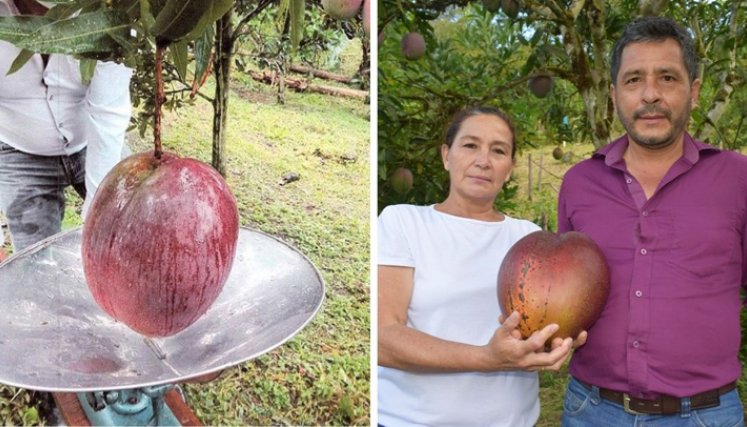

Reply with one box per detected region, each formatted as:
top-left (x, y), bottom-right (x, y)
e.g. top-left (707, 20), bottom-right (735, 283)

top-left (559, 17), bottom-right (747, 426)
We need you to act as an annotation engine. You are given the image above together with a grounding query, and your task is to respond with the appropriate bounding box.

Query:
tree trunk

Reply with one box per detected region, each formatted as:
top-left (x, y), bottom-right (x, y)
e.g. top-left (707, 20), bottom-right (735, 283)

top-left (551, 0), bottom-right (612, 149)
top-left (289, 64), bottom-right (353, 83)
top-left (357, 36), bottom-right (370, 92)
top-left (212, 9), bottom-right (235, 177)
top-left (247, 70), bottom-right (368, 99)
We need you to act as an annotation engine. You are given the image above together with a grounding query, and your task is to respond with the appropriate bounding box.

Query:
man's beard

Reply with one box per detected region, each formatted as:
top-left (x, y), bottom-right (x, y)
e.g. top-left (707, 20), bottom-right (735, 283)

top-left (620, 103), bottom-right (690, 150)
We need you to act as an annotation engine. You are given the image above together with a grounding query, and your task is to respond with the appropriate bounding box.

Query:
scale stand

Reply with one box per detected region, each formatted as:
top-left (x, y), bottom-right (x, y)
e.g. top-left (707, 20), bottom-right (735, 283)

top-left (50, 386), bottom-right (200, 426)
top-left (0, 227), bottom-right (325, 426)
top-left (79, 386), bottom-right (180, 426)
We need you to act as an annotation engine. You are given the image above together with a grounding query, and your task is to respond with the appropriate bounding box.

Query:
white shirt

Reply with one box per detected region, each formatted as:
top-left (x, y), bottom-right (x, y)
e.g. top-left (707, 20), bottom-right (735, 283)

top-left (378, 204), bottom-right (541, 427)
top-left (0, 0), bottom-right (132, 217)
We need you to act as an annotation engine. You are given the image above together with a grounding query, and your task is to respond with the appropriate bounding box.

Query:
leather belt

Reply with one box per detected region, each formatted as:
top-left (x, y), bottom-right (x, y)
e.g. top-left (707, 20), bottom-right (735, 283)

top-left (576, 378), bottom-right (737, 415)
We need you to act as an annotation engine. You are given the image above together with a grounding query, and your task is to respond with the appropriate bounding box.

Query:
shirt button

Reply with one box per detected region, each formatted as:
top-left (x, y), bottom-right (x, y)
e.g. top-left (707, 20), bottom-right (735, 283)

top-left (635, 290), bottom-right (642, 297)
top-left (642, 211), bottom-right (648, 217)
top-left (58, 122), bottom-right (64, 128)
top-left (633, 340), bottom-right (640, 348)
top-left (626, 178), bottom-right (633, 184)
top-left (640, 248), bottom-right (647, 255)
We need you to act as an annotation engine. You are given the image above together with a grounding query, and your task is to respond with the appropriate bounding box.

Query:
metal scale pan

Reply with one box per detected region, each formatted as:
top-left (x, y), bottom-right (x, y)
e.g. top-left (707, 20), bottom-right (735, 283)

top-left (0, 227), bottom-right (325, 392)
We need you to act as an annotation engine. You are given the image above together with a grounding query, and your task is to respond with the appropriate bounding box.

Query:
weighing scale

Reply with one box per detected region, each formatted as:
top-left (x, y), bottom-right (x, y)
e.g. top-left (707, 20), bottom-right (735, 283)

top-left (0, 227), bottom-right (325, 425)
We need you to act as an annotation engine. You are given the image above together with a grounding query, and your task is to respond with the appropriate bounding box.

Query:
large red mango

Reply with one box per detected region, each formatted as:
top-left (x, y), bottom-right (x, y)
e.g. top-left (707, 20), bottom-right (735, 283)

top-left (82, 151), bottom-right (240, 337)
top-left (497, 230), bottom-right (610, 341)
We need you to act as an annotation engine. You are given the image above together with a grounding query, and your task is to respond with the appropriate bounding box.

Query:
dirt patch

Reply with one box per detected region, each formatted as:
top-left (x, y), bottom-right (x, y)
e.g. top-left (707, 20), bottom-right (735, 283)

top-left (231, 84), bottom-right (276, 104)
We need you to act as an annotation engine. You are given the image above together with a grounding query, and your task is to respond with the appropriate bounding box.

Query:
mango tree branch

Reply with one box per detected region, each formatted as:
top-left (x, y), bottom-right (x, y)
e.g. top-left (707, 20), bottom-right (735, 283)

top-left (154, 42), bottom-right (167, 160)
top-left (234, 0), bottom-right (275, 40)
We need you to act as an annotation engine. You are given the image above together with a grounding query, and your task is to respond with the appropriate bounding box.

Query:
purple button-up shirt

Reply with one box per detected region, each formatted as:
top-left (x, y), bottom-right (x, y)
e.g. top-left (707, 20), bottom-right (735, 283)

top-left (558, 132), bottom-right (747, 399)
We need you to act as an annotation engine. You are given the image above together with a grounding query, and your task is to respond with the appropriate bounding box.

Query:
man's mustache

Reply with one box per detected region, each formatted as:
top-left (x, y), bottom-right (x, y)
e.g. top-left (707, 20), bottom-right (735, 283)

top-left (633, 105), bottom-right (671, 120)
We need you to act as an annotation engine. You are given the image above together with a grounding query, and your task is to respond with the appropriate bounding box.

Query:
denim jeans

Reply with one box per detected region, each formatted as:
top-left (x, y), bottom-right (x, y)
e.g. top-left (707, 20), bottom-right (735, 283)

top-left (0, 142), bottom-right (86, 251)
top-left (562, 376), bottom-right (745, 427)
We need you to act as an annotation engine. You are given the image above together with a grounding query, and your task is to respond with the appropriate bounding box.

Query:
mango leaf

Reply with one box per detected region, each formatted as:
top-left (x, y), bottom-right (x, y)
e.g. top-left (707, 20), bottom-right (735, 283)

top-left (170, 39), bottom-right (189, 81)
top-left (151, 0), bottom-right (213, 43)
top-left (6, 49), bottom-right (34, 75)
top-left (141, 0), bottom-right (169, 35)
top-left (139, 0), bottom-right (158, 33)
top-left (0, 10), bottom-right (128, 55)
top-left (44, 0), bottom-right (98, 20)
top-left (0, 15), bottom-right (54, 41)
top-left (120, 0), bottom-right (142, 18)
top-left (182, 0), bottom-right (233, 43)
top-left (289, 0), bottom-right (304, 53)
top-left (79, 58), bottom-right (96, 83)
top-left (193, 23), bottom-right (215, 85)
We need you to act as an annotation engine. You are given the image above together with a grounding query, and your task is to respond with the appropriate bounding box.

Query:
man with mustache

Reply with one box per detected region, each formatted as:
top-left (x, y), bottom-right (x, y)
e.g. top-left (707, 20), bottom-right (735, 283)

top-left (558, 17), bottom-right (747, 426)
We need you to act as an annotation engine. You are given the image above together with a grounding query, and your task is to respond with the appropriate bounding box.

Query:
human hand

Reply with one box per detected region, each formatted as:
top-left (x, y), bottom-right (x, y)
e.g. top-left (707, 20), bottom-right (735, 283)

top-left (551, 330), bottom-right (587, 350)
top-left (498, 313), bottom-right (588, 350)
top-left (484, 311), bottom-right (572, 372)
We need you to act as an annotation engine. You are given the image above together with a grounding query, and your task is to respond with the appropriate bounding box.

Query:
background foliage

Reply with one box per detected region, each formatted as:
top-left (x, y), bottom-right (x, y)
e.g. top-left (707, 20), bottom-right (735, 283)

top-left (378, 0), bottom-right (747, 211)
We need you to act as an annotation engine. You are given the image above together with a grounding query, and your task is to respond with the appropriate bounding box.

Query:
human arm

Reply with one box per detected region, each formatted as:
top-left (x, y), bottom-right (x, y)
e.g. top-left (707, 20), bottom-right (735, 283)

top-left (378, 265), bottom-right (573, 373)
top-left (81, 60), bottom-right (133, 218)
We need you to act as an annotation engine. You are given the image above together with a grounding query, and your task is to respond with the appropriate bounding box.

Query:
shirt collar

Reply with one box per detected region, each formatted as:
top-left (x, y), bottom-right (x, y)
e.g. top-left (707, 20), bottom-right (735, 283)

top-left (593, 132), bottom-right (719, 168)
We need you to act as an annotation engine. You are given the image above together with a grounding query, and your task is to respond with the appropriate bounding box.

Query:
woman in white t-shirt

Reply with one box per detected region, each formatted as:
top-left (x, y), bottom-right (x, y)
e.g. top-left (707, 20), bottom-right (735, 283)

top-left (378, 106), bottom-right (586, 427)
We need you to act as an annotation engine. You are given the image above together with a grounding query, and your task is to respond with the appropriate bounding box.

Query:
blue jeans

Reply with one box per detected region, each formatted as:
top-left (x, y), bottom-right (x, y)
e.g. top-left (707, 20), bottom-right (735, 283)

top-left (562, 376), bottom-right (745, 427)
top-left (0, 142), bottom-right (86, 251)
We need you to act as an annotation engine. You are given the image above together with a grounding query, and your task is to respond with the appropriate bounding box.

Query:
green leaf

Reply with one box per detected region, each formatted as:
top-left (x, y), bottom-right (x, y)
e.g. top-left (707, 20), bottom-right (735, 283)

top-left (44, 0), bottom-right (98, 20)
top-left (22, 407), bottom-right (38, 425)
top-left (289, 0), bottom-right (305, 54)
top-left (170, 40), bottom-right (189, 81)
top-left (7, 49), bottom-right (34, 75)
top-left (79, 58), bottom-right (96, 83)
top-left (151, 0), bottom-right (231, 43)
top-left (193, 24), bottom-right (215, 84)
top-left (152, 0), bottom-right (211, 42)
top-left (182, 0), bottom-right (233, 42)
top-left (0, 11), bottom-right (128, 55)
top-left (0, 15), bottom-right (53, 40)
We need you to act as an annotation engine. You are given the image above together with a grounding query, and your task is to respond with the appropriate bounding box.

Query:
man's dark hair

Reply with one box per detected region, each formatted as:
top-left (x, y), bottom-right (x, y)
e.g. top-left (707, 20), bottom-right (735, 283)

top-left (610, 16), bottom-right (698, 85)
top-left (444, 106), bottom-right (516, 159)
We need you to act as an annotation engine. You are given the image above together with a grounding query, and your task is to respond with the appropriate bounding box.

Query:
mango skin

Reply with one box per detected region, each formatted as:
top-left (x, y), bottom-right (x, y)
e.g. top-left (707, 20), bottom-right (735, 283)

top-left (82, 151), bottom-right (239, 337)
top-left (322, 0), bottom-right (363, 20)
top-left (497, 230), bottom-right (610, 341)
top-left (401, 32), bottom-right (426, 60)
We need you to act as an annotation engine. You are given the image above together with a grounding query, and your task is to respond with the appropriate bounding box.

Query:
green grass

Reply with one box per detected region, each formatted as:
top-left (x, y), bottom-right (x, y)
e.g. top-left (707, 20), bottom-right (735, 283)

top-left (0, 75), bottom-right (370, 426)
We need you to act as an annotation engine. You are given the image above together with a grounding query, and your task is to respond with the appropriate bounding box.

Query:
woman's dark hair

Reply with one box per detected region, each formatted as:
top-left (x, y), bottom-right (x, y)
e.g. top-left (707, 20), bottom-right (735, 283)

top-left (444, 106), bottom-right (516, 159)
top-left (610, 16), bottom-right (698, 85)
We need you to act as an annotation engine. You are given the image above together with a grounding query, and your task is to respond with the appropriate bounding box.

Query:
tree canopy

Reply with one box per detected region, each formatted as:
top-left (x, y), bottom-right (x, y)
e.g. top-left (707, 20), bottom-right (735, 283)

top-left (378, 0), bottom-right (747, 210)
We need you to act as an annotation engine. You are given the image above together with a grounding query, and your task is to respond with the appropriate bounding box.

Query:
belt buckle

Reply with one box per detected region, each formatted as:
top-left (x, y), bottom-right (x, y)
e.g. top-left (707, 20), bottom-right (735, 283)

top-left (623, 394), bottom-right (644, 415)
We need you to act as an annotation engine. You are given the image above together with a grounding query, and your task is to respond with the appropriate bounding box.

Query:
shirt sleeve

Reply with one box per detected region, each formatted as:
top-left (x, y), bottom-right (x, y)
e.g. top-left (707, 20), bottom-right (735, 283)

top-left (81, 60), bottom-right (133, 219)
top-left (377, 206), bottom-right (415, 267)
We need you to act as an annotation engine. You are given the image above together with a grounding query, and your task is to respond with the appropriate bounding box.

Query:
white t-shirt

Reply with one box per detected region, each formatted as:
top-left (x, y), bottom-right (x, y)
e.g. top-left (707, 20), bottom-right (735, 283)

top-left (378, 204), bottom-right (541, 427)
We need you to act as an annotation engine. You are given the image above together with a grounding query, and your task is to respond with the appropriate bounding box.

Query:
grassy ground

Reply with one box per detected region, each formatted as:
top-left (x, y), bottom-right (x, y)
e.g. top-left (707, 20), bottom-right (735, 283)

top-left (0, 73), bottom-right (370, 425)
